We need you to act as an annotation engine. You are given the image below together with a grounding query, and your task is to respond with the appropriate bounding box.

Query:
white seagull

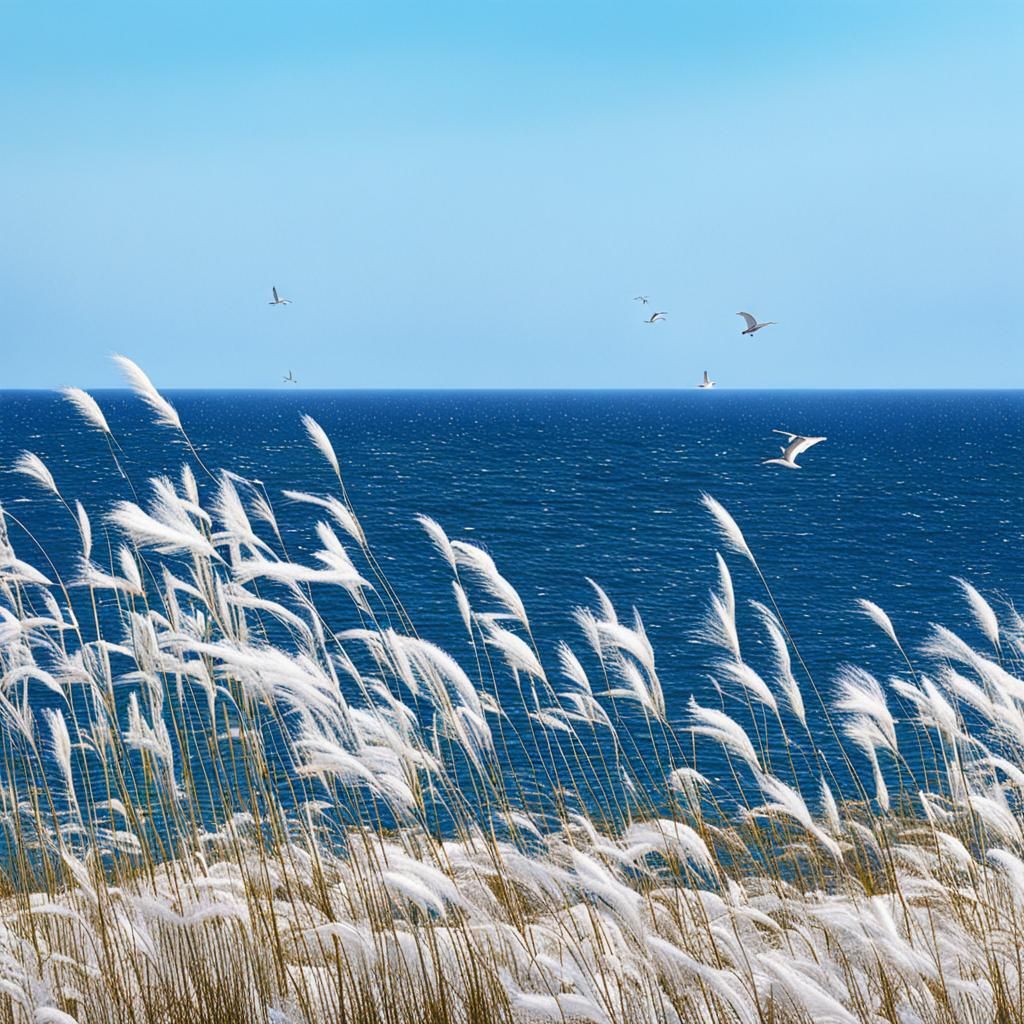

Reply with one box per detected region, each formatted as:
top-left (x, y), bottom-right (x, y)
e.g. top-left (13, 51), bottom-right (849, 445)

top-left (737, 311), bottom-right (775, 335)
top-left (764, 429), bottom-right (826, 469)
top-left (269, 286), bottom-right (291, 306)
top-left (634, 295), bottom-right (650, 304)
top-left (283, 370), bottom-right (298, 384)
top-left (697, 370), bottom-right (716, 389)
top-left (644, 311), bottom-right (667, 324)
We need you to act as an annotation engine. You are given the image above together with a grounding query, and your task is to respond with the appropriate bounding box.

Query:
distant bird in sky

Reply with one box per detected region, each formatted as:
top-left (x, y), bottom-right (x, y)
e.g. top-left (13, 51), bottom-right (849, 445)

top-left (644, 311), bottom-right (667, 324)
top-left (737, 311), bottom-right (775, 335)
top-left (283, 370), bottom-right (298, 384)
top-left (698, 370), bottom-right (716, 389)
top-left (269, 286), bottom-right (291, 305)
top-left (763, 429), bottom-right (826, 469)
top-left (634, 295), bottom-right (649, 304)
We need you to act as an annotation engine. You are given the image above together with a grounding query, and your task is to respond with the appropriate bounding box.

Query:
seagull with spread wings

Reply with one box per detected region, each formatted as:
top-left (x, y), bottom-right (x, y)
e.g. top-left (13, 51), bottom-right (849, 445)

top-left (634, 295), bottom-right (649, 304)
top-left (283, 370), bottom-right (298, 384)
top-left (763, 430), bottom-right (826, 469)
top-left (737, 311), bottom-right (775, 335)
top-left (697, 370), bottom-right (716, 389)
top-left (269, 286), bottom-right (291, 306)
top-left (643, 311), bottom-right (667, 324)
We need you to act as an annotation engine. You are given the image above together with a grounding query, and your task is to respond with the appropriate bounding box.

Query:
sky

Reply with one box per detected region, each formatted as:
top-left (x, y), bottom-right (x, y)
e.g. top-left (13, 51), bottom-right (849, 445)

top-left (2, 1), bottom-right (1022, 389)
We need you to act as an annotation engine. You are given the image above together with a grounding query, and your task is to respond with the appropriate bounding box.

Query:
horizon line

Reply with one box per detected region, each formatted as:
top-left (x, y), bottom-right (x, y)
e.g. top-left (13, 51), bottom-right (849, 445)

top-left (4, 386), bottom-right (1024, 394)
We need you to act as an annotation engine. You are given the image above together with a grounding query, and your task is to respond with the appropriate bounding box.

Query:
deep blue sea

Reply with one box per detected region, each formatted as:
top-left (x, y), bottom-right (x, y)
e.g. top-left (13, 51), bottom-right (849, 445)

top-left (1, 390), bottom-right (1022, 828)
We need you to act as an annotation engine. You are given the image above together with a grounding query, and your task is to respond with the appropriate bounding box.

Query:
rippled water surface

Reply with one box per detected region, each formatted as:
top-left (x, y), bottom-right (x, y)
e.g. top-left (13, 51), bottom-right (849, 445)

top-left (1, 390), bottom-right (1022, 802)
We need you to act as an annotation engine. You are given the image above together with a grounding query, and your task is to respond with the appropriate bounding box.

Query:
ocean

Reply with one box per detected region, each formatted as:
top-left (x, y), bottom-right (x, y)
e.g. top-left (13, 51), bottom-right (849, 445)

top-left (1, 389), bottom-right (1022, 820)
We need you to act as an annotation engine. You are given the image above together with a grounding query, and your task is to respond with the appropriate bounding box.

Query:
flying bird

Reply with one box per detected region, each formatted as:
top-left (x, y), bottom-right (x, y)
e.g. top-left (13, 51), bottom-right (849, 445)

top-left (763, 429), bottom-right (826, 469)
top-left (737, 311), bottom-right (775, 335)
top-left (634, 295), bottom-right (650, 304)
top-left (269, 286), bottom-right (291, 306)
top-left (283, 370), bottom-right (298, 384)
top-left (644, 311), bottom-right (667, 324)
top-left (697, 370), bottom-right (716, 389)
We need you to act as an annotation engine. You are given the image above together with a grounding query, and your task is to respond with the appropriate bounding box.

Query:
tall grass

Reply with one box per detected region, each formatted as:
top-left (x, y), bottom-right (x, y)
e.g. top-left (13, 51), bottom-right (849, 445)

top-left (1, 364), bottom-right (1023, 1023)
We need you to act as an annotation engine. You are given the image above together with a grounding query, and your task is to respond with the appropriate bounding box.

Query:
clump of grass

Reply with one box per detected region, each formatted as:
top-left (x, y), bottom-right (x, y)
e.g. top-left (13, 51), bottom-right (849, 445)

top-left (0, 360), bottom-right (1023, 1023)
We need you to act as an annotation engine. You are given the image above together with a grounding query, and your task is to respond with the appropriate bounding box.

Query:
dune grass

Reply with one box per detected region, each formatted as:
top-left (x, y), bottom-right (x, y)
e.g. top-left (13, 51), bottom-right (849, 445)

top-left (1, 359), bottom-right (1023, 1023)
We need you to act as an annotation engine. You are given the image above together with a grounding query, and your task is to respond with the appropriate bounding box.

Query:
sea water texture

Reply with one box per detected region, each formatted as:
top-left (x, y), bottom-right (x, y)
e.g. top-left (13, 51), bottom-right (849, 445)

top-left (0, 384), bottom-right (1023, 1024)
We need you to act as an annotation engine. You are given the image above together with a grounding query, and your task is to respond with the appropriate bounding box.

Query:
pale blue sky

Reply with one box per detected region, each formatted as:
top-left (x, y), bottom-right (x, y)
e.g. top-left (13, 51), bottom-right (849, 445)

top-left (2, 1), bottom-right (1021, 388)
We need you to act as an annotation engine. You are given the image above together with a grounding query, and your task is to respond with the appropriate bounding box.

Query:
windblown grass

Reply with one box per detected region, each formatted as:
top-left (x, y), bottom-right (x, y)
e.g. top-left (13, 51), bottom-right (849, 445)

top-left (1, 364), bottom-right (1023, 1023)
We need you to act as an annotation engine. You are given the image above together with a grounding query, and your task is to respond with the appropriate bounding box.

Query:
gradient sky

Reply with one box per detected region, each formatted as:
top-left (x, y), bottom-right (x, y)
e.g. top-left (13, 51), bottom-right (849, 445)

top-left (3, 1), bottom-right (1022, 389)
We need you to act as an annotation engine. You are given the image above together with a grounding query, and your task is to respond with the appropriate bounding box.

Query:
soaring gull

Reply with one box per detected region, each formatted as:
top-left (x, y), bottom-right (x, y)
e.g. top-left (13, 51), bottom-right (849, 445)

top-left (737, 311), bottom-right (775, 335)
top-left (763, 430), bottom-right (826, 469)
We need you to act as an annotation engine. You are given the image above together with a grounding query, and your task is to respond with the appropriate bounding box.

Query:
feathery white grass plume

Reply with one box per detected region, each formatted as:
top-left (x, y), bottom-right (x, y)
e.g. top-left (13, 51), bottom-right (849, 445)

top-left (60, 386), bottom-right (111, 434)
top-left (892, 675), bottom-right (960, 744)
top-left (505, 987), bottom-right (609, 1024)
top-left (484, 621), bottom-right (546, 680)
top-left (940, 667), bottom-right (999, 723)
top-left (716, 660), bottom-right (779, 714)
top-left (715, 551), bottom-right (735, 620)
top-left (34, 1007), bottom-right (82, 1024)
top-left (117, 545), bottom-right (143, 593)
top-left (301, 414), bottom-right (341, 479)
top-left (108, 501), bottom-right (216, 558)
top-left (249, 488), bottom-right (278, 531)
top-left (836, 665), bottom-right (898, 755)
top-left (14, 452), bottom-right (58, 495)
top-left (987, 848), bottom-right (1024, 905)
top-left (752, 600), bottom-right (805, 726)
top-left (558, 690), bottom-right (613, 729)
top-left (605, 657), bottom-right (665, 719)
top-left (74, 500), bottom-right (92, 561)
top-left (0, 556), bottom-right (53, 587)
top-left (856, 598), bottom-right (900, 648)
top-left (870, 747), bottom-right (890, 812)
top-left (759, 954), bottom-right (859, 1024)
top-left (668, 766), bottom-right (710, 809)
top-left (569, 848), bottom-right (643, 934)
top-left (572, 606), bottom-right (603, 658)
top-left (627, 818), bottom-right (716, 875)
top-left (596, 618), bottom-right (656, 671)
top-left (982, 755), bottom-right (1024, 791)
top-left (42, 708), bottom-right (77, 812)
top-left (112, 354), bottom-right (182, 430)
top-left (76, 558), bottom-right (144, 596)
top-left (954, 577), bottom-right (1000, 650)
top-left (970, 793), bottom-right (1023, 845)
top-left (586, 577), bottom-right (618, 624)
top-left (748, 773), bottom-right (842, 859)
top-left (924, 624), bottom-right (1024, 704)
top-left (646, 937), bottom-right (758, 1024)
top-left (688, 697), bottom-right (760, 770)
top-left (283, 490), bottom-right (365, 546)
top-left (417, 514), bottom-right (456, 569)
top-left (451, 539), bottom-right (528, 624)
top-left (557, 641), bottom-right (592, 693)
top-left (700, 552), bottom-right (742, 661)
top-left (212, 473), bottom-right (267, 554)
top-left (820, 777), bottom-right (842, 833)
top-left (180, 463), bottom-right (199, 505)
top-left (451, 580), bottom-right (473, 633)
top-left (529, 709), bottom-right (572, 733)
top-left (396, 634), bottom-right (485, 716)
top-left (700, 493), bottom-right (754, 564)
